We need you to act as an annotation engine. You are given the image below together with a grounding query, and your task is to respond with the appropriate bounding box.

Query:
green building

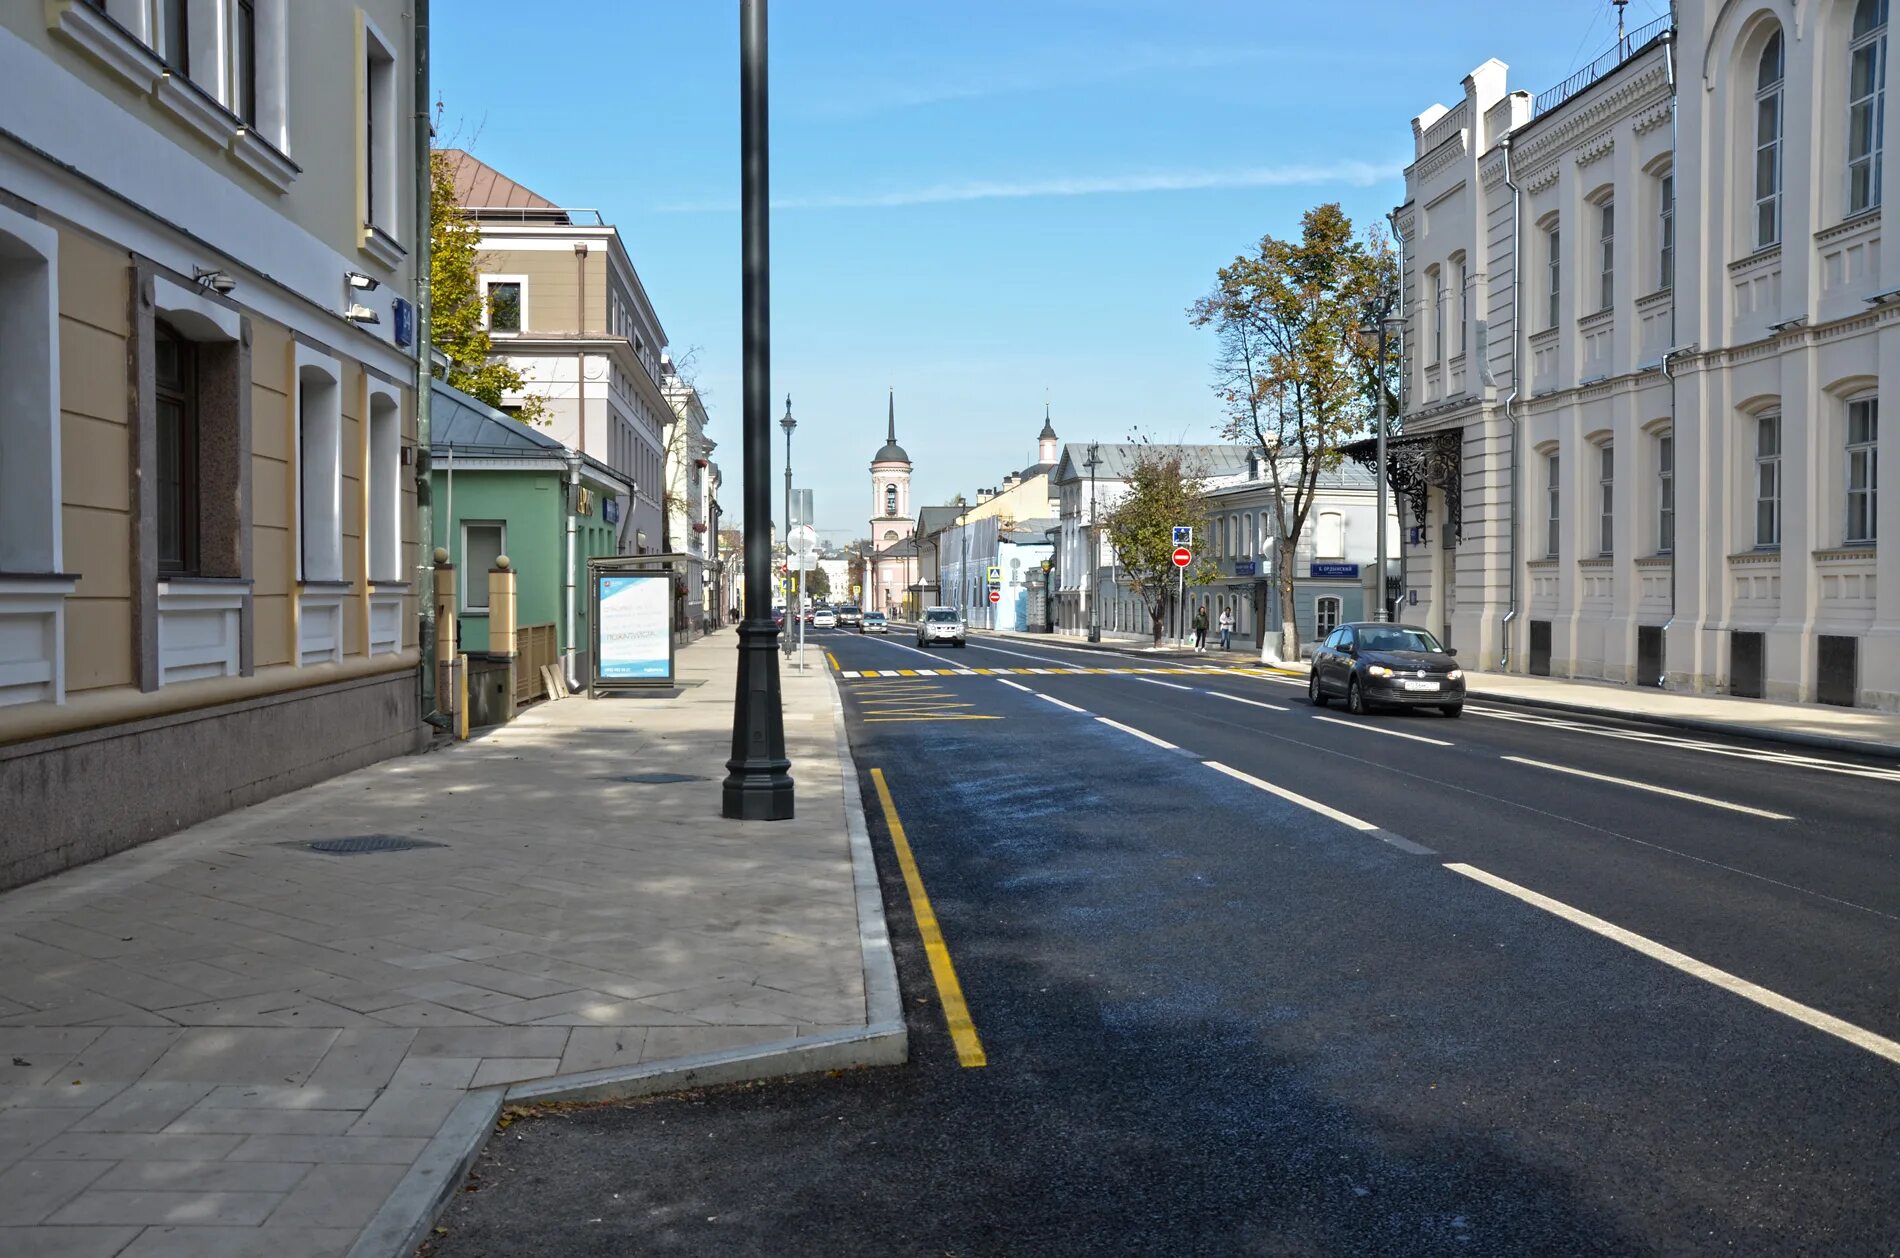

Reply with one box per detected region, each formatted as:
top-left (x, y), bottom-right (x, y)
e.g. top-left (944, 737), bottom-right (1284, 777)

top-left (431, 381), bottom-right (630, 686)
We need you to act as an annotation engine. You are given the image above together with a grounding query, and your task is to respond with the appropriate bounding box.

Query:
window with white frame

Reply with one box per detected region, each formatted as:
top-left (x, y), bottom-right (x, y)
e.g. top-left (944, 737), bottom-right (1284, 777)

top-left (297, 359), bottom-right (343, 582)
top-left (1755, 412), bottom-right (1782, 547)
top-left (1846, 396), bottom-right (1878, 543)
top-left (0, 211), bottom-right (61, 583)
top-left (1241, 512), bottom-right (1254, 558)
top-left (1546, 225), bottom-right (1561, 330)
top-left (1546, 453), bottom-right (1561, 557)
top-left (155, 321), bottom-right (200, 575)
top-left (1315, 596), bottom-right (1341, 639)
top-left (462, 521), bottom-right (504, 612)
top-left (1598, 199), bottom-right (1615, 309)
top-left (367, 388), bottom-right (401, 583)
top-left (159, 0), bottom-right (189, 71)
top-left (1756, 28), bottom-right (1785, 249)
top-left (1315, 511), bottom-right (1345, 560)
top-left (1597, 443), bottom-right (1615, 556)
top-left (1658, 173), bottom-right (1675, 289)
top-left (362, 17), bottom-right (399, 242)
top-left (1658, 433), bottom-right (1675, 554)
top-left (484, 278), bottom-right (523, 332)
top-left (1849, 0), bottom-right (1888, 215)
top-left (1431, 265), bottom-right (1445, 364)
top-left (1456, 257), bottom-right (1469, 355)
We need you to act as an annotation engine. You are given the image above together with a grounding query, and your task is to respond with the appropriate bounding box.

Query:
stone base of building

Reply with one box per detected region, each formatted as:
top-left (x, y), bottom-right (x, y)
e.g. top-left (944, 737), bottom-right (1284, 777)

top-left (0, 668), bottom-right (425, 892)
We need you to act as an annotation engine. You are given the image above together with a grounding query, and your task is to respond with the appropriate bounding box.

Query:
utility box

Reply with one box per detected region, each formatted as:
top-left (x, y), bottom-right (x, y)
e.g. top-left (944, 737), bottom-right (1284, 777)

top-left (465, 655), bottom-right (515, 729)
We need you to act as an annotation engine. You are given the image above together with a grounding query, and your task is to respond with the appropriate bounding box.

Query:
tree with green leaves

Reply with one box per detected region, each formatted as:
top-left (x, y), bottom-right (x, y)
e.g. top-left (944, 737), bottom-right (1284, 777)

top-left (1100, 448), bottom-right (1219, 647)
top-left (1189, 202), bottom-right (1397, 660)
top-left (429, 151), bottom-right (547, 421)
top-left (801, 564), bottom-right (831, 603)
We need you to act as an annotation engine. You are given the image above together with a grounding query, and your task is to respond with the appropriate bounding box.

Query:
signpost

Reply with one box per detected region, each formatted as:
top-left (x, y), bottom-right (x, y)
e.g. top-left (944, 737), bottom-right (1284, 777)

top-left (989, 589), bottom-right (1001, 605)
top-left (1172, 527), bottom-right (1193, 647)
top-left (1171, 546), bottom-right (1192, 568)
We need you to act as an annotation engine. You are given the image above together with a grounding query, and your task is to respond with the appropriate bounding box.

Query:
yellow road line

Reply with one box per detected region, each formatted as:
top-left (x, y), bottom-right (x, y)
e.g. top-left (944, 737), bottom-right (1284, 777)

top-left (898, 669), bottom-right (918, 677)
top-left (827, 652), bottom-right (840, 671)
top-left (871, 768), bottom-right (987, 1067)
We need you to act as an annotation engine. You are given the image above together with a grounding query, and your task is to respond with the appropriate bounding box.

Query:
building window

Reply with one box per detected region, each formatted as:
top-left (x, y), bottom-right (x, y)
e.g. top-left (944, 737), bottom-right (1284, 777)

top-left (368, 389), bottom-right (402, 583)
top-left (1658, 174), bottom-right (1675, 289)
top-left (885, 484), bottom-right (898, 516)
top-left (1658, 433), bottom-right (1675, 554)
top-left (1431, 266), bottom-right (1445, 364)
top-left (1597, 443), bottom-right (1614, 556)
top-left (1546, 225), bottom-right (1561, 330)
top-left (462, 521), bottom-right (504, 612)
top-left (362, 19), bottom-right (398, 238)
top-left (1846, 397), bottom-right (1878, 543)
top-left (1457, 258), bottom-right (1469, 355)
top-left (0, 210), bottom-right (60, 590)
top-left (486, 280), bottom-right (521, 332)
top-left (234, 0), bottom-right (257, 124)
top-left (160, 0), bottom-right (188, 72)
top-left (154, 321), bottom-right (200, 575)
top-left (1546, 453), bottom-right (1561, 558)
top-left (1241, 512), bottom-right (1254, 558)
top-left (1849, 0), bottom-right (1888, 215)
top-left (1598, 200), bottom-right (1615, 309)
top-left (1755, 412), bottom-right (1782, 547)
top-left (1756, 29), bottom-right (1785, 249)
top-left (1315, 511), bottom-right (1345, 560)
top-left (297, 359), bottom-right (344, 582)
top-left (1315, 596), bottom-right (1341, 640)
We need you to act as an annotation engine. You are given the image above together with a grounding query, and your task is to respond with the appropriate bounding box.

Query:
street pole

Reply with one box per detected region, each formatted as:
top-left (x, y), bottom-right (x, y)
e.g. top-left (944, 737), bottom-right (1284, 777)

top-left (723, 0), bottom-right (793, 822)
top-left (1085, 442), bottom-right (1101, 642)
top-left (1375, 321), bottom-right (1391, 622)
top-left (781, 398), bottom-right (794, 657)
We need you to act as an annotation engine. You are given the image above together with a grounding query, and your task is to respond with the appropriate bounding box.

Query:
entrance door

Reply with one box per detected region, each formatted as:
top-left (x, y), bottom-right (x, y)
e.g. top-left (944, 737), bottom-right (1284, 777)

top-left (1252, 582), bottom-right (1270, 647)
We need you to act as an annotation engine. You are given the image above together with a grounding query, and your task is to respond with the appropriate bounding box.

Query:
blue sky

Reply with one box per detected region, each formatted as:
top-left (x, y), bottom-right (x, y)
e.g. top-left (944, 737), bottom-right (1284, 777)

top-left (434, 0), bottom-right (1670, 541)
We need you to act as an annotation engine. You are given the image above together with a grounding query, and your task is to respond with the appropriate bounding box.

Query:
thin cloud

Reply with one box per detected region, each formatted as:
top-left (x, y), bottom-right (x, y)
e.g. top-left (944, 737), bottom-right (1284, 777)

top-left (658, 160), bottom-right (1402, 213)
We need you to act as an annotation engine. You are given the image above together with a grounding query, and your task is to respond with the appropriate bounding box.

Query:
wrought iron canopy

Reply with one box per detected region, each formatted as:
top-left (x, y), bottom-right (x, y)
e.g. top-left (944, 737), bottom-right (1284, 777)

top-left (1343, 428), bottom-right (1463, 538)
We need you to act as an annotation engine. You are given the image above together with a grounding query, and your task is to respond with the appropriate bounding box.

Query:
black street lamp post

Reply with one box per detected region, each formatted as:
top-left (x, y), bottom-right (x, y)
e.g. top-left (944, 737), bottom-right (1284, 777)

top-left (1084, 442), bottom-right (1102, 642)
top-left (1359, 284), bottom-right (1402, 623)
top-left (723, 0), bottom-right (793, 821)
top-left (780, 397), bottom-right (795, 658)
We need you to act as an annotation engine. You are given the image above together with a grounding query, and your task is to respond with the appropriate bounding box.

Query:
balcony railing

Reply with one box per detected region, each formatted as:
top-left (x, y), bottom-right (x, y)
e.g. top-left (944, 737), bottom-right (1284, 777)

top-left (1533, 16), bottom-right (1671, 117)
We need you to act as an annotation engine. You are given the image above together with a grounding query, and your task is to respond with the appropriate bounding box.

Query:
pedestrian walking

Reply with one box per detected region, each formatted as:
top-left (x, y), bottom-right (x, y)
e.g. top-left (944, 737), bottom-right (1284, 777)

top-left (1193, 605), bottom-right (1209, 653)
top-left (1217, 607), bottom-right (1234, 651)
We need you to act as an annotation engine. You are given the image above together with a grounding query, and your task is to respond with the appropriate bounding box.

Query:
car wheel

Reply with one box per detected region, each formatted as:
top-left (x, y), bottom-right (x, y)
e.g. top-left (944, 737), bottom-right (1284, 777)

top-left (1308, 670), bottom-right (1327, 707)
top-left (1347, 676), bottom-right (1368, 716)
top-left (1440, 703), bottom-right (1463, 718)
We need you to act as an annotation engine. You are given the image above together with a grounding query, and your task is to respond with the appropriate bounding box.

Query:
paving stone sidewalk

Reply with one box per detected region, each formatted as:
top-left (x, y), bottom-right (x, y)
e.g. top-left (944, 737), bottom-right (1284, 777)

top-left (0, 633), bottom-right (896, 1257)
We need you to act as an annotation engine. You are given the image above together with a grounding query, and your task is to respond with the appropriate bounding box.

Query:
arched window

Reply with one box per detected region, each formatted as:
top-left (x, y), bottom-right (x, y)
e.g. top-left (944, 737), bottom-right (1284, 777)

top-left (882, 529), bottom-right (898, 543)
top-left (1315, 596), bottom-right (1342, 639)
top-left (884, 483), bottom-right (898, 516)
top-left (1315, 511), bottom-right (1345, 559)
top-left (1756, 28), bottom-right (1785, 248)
top-left (1849, 0), bottom-right (1888, 214)
top-left (1241, 512), bottom-right (1254, 558)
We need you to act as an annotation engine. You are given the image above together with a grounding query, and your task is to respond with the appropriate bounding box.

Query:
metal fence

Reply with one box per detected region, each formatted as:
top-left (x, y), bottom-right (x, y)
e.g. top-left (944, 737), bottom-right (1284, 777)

top-left (1533, 16), bottom-right (1671, 117)
top-left (516, 623), bottom-right (558, 703)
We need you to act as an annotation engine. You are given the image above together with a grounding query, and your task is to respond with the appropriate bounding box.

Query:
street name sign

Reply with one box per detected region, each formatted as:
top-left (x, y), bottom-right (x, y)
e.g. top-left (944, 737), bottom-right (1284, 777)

top-left (1172, 526), bottom-right (1192, 546)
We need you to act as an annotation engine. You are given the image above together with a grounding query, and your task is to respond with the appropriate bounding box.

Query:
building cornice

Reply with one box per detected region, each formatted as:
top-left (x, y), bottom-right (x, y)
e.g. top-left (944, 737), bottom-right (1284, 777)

top-left (1510, 58), bottom-right (1670, 169)
top-left (1575, 130), bottom-right (1615, 169)
top-left (1411, 130), bottom-right (1469, 184)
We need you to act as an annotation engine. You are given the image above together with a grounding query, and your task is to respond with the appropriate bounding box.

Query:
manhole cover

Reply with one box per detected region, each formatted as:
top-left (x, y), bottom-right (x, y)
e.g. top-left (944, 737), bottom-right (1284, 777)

top-left (611, 773), bottom-right (705, 784)
top-left (299, 835), bottom-right (443, 855)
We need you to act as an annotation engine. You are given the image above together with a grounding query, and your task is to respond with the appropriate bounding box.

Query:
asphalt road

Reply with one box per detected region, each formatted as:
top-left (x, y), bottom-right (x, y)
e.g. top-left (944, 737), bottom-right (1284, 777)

top-left (427, 626), bottom-right (1900, 1257)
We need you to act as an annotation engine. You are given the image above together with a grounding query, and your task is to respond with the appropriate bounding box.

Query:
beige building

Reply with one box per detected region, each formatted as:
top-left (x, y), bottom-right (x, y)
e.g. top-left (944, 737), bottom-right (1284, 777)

top-left (438, 150), bottom-right (670, 555)
top-left (661, 357), bottom-right (715, 634)
top-left (0, 2), bottom-right (424, 888)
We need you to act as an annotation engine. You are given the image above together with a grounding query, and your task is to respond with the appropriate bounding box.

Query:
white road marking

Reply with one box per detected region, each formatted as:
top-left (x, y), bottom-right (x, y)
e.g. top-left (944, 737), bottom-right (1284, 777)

top-left (1312, 715), bottom-right (1453, 747)
top-left (1467, 705), bottom-right (1900, 783)
top-left (1501, 755), bottom-right (1794, 820)
top-left (1206, 692), bottom-right (1290, 713)
top-left (1136, 678), bottom-right (1193, 691)
top-left (1446, 862), bottom-right (1900, 1066)
top-left (1203, 760), bottom-right (1379, 832)
top-left (1096, 717), bottom-right (1179, 750)
top-left (995, 678), bottom-right (1033, 693)
top-left (1038, 693), bottom-right (1090, 714)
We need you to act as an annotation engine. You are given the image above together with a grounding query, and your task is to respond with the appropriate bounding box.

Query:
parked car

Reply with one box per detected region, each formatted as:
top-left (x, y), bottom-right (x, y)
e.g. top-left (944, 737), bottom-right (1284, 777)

top-left (836, 605), bottom-right (862, 628)
top-left (771, 607), bottom-right (786, 629)
top-left (1308, 622), bottom-right (1464, 717)
top-left (860, 611), bottom-right (889, 635)
top-left (812, 608), bottom-right (838, 629)
top-left (917, 606), bottom-right (967, 648)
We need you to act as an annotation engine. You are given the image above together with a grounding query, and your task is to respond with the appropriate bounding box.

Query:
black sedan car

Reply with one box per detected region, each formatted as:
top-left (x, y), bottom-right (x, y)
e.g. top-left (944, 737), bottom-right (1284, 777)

top-left (1308, 622), bottom-right (1464, 717)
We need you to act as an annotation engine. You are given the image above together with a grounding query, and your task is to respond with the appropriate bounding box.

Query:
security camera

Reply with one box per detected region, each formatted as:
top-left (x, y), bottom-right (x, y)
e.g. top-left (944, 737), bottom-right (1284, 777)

top-left (192, 267), bottom-right (236, 295)
top-left (209, 273), bottom-right (236, 294)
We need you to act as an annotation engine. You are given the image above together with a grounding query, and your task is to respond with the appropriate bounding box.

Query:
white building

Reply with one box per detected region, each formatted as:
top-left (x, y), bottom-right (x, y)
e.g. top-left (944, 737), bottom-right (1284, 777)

top-left (1396, 0), bottom-right (1895, 708)
top-left (661, 357), bottom-right (715, 634)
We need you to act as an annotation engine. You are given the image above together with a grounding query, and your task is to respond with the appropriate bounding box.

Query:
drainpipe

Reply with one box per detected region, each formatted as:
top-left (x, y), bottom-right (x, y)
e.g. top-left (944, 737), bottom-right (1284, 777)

top-left (574, 242), bottom-right (589, 457)
top-left (413, 0), bottom-right (446, 726)
top-left (1499, 132), bottom-right (1523, 672)
top-left (1657, 16), bottom-right (1682, 688)
top-left (563, 449), bottom-right (582, 690)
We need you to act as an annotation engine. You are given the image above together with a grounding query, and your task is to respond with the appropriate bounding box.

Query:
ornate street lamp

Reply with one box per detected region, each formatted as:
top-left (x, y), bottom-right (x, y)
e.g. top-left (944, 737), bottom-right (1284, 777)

top-left (780, 396), bottom-right (796, 658)
top-left (1358, 286), bottom-right (1403, 622)
top-left (1084, 442), bottom-right (1102, 642)
top-left (723, 0), bottom-right (793, 820)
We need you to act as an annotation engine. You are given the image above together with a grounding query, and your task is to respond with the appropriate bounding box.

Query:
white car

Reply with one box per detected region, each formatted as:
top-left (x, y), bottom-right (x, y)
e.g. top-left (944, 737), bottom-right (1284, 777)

top-left (917, 606), bottom-right (966, 648)
top-left (812, 609), bottom-right (838, 629)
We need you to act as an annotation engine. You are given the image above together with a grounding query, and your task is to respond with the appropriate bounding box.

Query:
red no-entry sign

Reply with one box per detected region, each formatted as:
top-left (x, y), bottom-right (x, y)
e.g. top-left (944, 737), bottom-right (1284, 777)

top-left (989, 589), bottom-right (1002, 604)
top-left (1172, 546), bottom-right (1192, 568)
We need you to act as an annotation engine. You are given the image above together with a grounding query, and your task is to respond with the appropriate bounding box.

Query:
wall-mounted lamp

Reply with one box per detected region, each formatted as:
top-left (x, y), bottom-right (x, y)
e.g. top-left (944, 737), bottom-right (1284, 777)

top-left (346, 272), bottom-right (381, 292)
top-left (1865, 287), bottom-right (1900, 307)
top-left (192, 267), bottom-right (236, 294)
top-left (344, 304), bottom-right (381, 325)
top-left (1766, 316), bottom-right (1807, 333)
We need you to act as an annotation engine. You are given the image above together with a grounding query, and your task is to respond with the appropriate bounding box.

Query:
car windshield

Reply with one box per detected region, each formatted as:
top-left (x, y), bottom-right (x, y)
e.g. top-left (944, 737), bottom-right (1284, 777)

top-left (925, 610), bottom-right (960, 623)
top-left (865, 613), bottom-right (884, 622)
top-left (1357, 627), bottom-right (1444, 654)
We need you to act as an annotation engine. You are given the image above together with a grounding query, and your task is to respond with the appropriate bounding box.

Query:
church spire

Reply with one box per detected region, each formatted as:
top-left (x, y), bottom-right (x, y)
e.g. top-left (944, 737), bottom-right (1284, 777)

top-left (888, 388), bottom-right (897, 445)
top-left (873, 387), bottom-right (909, 465)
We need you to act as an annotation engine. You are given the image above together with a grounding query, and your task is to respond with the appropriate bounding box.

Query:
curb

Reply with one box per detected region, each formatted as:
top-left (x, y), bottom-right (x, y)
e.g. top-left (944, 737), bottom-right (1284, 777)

top-left (356, 665), bottom-right (909, 1258)
top-left (1465, 687), bottom-right (1900, 759)
top-left (968, 628), bottom-right (1299, 673)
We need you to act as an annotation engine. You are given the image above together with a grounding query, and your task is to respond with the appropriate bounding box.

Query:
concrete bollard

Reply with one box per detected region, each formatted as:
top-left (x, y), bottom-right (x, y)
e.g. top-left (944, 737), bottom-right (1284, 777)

top-left (489, 556), bottom-right (518, 722)
top-left (433, 547), bottom-right (457, 728)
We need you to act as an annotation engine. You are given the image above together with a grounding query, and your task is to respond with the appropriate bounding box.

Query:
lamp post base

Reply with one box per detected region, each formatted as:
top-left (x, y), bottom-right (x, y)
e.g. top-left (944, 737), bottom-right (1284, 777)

top-left (722, 621), bottom-right (794, 820)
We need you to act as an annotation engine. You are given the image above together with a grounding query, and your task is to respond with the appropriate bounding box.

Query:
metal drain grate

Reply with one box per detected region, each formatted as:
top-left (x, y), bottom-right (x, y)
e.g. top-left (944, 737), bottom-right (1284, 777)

top-left (611, 773), bottom-right (705, 784)
top-left (300, 834), bottom-right (443, 856)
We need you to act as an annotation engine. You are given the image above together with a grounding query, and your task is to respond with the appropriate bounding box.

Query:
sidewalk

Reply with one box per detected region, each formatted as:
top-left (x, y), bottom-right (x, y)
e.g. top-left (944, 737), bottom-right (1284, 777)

top-left (969, 627), bottom-right (1900, 757)
top-left (0, 632), bottom-right (902, 1258)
